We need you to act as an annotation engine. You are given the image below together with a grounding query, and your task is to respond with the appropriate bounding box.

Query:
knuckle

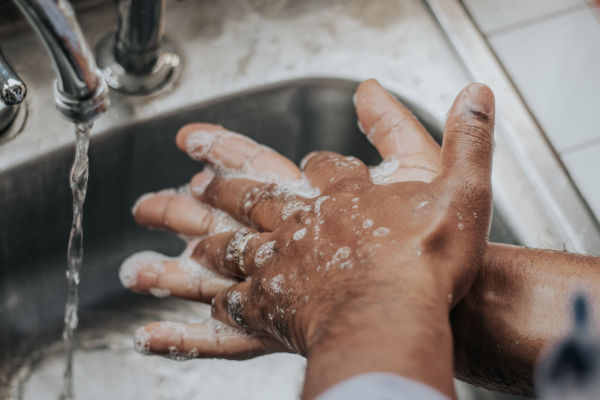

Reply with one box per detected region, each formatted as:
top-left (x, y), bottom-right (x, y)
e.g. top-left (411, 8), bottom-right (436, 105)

top-left (160, 196), bottom-right (176, 227)
top-left (225, 288), bottom-right (247, 328)
top-left (197, 211), bottom-right (214, 231)
top-left (303, 151), bottom-right (339, 171)
top-left (201, 177), bottom-right (225, 205)
top-left (280, 199), bottom-right (312, 223)
top-left (454, 179), bottom-right (492, 205)
top-left (241, 184), bottom-right (278, 225)
top-left (302, 151), bottom-right (328, 171)
top-left (368, 108), bottom-right (393, 140)
top-left (448, 120), bottom-right (493, 149)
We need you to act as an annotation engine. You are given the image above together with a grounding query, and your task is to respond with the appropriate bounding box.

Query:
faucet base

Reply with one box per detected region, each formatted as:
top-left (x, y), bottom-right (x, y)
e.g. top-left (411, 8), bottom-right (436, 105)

top-left (54, 74), bottom-right (109, 123)
top-left (96, 33), bottom-right (181, 96)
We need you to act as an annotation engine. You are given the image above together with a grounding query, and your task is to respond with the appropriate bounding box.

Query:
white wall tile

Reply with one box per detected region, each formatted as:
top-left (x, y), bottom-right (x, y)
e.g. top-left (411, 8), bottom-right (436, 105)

top-left (462, 0), bottom-right (585, 34)
top-left (489, 8), bottom-right (600, 153)
top-left (563, 143), bottom-right (600, 221)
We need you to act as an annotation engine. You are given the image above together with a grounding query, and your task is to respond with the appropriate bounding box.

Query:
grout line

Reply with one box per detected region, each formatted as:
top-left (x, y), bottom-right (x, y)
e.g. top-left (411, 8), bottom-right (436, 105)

top-left (561, 136), bottom-right (600, 155)
top-left (484, 3), bottom-right (589, 37)
top-left (460, 0), bottom-right (600, 161)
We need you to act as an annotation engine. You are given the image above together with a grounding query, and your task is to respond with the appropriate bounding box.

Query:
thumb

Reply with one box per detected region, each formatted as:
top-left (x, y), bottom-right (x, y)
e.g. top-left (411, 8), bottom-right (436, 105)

top-left (437, 83), bottom-right (495, 186)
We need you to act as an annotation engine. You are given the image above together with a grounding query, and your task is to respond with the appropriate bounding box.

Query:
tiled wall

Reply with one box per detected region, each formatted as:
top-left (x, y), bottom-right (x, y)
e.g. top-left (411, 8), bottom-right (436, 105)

top-left (462, 0), bottom-right (600, 222)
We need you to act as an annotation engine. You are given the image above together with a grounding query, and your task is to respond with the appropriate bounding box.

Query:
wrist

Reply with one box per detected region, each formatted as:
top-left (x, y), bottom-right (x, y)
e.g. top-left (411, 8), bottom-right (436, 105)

top-left (302, 290), bottom-right (456, 399)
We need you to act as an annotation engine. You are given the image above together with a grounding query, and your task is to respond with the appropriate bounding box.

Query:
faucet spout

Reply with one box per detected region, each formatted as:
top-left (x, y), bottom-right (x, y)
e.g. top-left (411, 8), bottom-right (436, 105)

top-left (0, 48), bottom-right (27, 107)
top-left (12, 0), bottom-right (109, 123)
top-left (0, 48), bottom-right (27, 141)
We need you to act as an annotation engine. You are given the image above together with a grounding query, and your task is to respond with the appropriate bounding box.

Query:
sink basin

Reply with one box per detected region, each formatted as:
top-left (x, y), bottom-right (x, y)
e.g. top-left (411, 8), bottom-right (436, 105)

top-left (0, 78), bottom-right (518, 399)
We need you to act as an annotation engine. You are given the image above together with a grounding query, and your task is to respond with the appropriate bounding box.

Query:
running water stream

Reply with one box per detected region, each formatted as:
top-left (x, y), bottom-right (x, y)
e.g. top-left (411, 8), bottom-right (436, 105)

top-left (59, 122), bottom-right (92, 400)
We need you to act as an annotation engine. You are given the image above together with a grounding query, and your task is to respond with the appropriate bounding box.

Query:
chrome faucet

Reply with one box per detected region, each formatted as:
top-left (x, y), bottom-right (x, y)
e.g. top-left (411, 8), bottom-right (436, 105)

top-left (4, 0), bottom-right (109, 124)
top-left (96, 0), bottom-right (180, 95)
top-left (0, 48), bottom-right (27, 142)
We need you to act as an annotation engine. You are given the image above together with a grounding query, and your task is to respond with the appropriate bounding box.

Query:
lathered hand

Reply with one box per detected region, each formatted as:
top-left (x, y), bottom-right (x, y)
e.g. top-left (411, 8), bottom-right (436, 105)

top-left (121, 81), bottom-right (495, 399)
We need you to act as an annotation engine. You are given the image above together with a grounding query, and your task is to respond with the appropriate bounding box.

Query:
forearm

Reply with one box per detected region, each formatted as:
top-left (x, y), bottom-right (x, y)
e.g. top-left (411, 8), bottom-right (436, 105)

top-left (303, 290), bottom-right (456, 400)
top-left (451, 243), bottom-right (600, 395)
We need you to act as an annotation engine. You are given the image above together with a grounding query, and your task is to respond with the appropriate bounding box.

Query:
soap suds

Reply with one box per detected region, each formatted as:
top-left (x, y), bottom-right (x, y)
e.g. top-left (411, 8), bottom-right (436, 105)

top-left (226, 229), bottom-right (255, 265)
top-left (314, 195), bottom-right (330, 214)
top-left (293, 228), bottom-right (307, 240)
top-left (332, 246), bottom-right (351, 263)
top-left (255, 240), bottom-right (276, 267)
top-left (186, 130), bottom-right (321, 200)
top-left (134, 327), bottom-right (151, 355)
top-left (191, 168), bottom-right (215, 196)
top-left (362, 219), bottom-right (374, 229)
top-left (313, 195), bottom-right (329, 242)
top-left (270, 274), bottom-right (284, 293)
top-left (185, 130), bottom-right (220, 161)
top-left (281, 200), bottom-right (311, 220)
top-left (368, 157), bottom-right (400, 185)
top-left (149, 288), bottom-right (170, 298)
top-left (119, 251), bottom-right (166, 288)
top-left (226, 290), bottom-right (244, 326)
top-left (373, 227), bottom-right (391, 237)
top-left (415, 201), bottom-right (429, 210)
top-left (179, 240), bottom-right (236, 284)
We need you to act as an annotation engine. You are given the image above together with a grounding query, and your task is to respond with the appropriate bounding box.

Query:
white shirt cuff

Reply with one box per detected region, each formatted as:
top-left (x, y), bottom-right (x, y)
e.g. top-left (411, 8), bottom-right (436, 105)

top-left (315, 372), bottom-right (452, 400)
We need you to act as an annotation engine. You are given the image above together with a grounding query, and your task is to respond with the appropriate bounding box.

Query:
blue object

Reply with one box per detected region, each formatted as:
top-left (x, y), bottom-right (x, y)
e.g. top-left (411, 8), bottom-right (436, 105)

top-left (536, 294), bottom-right (600, 399)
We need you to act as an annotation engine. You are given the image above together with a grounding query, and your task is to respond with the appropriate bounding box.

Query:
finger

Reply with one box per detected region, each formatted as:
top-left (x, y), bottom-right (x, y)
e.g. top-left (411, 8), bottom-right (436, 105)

top-left (135, 318), bottom-right (286, 360)
top-left (200, 175), bottom-right (309, 231)
top-left (132, 187), bottom-right (243, 239)
top-left (133, 193), bottom-right (239, 238)
top-left (354, 79), bottom-right (440, 183)
top-left (176, 123), bottom-right (301, 179)
top-left (132, 185), bottom-right (238, 240)
top-left (355, 79), bottom-right (440, 159)
top-left (437, 83), bottom-right (495, 187)
top-left (119, 246), bottom-right (236, 302)
top-left (192, 230), bottom-right (275, 278)
top-left (301, 151), bottom-right (370, 191)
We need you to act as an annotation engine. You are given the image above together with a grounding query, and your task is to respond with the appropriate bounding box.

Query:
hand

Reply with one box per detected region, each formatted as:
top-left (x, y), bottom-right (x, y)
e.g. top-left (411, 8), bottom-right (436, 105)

top-left (121, 80), bottom-right (495, 398)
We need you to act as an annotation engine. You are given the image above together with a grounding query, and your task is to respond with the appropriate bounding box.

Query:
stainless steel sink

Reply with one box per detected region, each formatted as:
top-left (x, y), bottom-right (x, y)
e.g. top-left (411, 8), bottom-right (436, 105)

top-left (0, 78), bottom-right (519, 399)
top-left (3, 0), bottom-right (593, 398)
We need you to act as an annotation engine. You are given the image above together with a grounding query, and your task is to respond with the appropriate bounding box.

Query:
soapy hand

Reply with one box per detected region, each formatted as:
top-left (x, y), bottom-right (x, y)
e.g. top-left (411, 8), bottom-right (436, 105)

top-left (120, 80), bottom-right (495, 397)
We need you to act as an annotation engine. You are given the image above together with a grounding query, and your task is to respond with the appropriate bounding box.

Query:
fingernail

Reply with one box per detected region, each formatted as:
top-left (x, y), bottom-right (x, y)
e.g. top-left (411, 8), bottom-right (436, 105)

top-left (131, 191), bottom-right (156, 216)
top-left (300, 151), bottom-right (318, 169)
top-left (459, 83), bottom-right (494, 119)
top-left (191, 168), bottom-right (215, 196)
top-left (185, 130), bottom-right (218, 160)
top-left (134, 326), bottom-right (151, 354)
top-left (141, 321), bottom-right (187, 355)
top-left (119, 251), bottom-right (166, 288)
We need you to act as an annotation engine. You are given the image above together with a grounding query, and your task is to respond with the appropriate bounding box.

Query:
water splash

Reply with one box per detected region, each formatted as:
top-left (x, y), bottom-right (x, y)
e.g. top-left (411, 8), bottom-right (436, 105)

top-left (59, 122), bottom-right (92, 400)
